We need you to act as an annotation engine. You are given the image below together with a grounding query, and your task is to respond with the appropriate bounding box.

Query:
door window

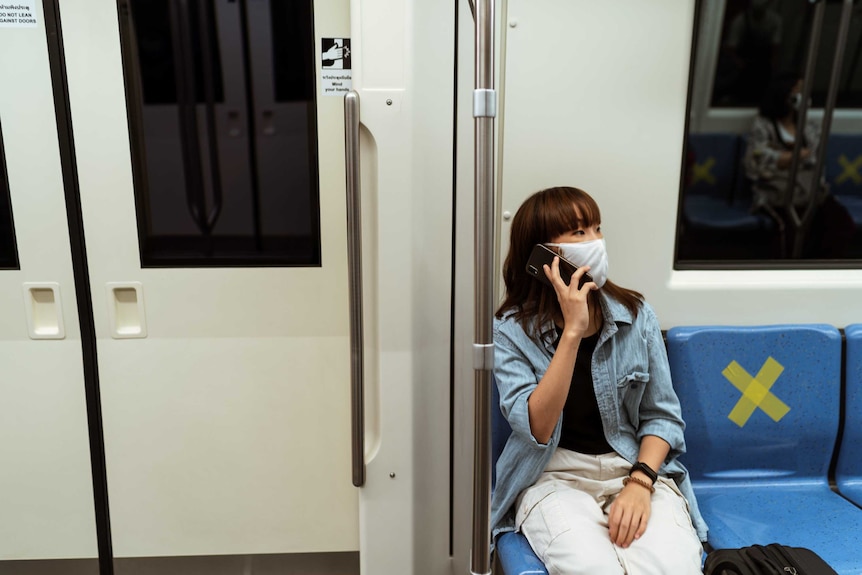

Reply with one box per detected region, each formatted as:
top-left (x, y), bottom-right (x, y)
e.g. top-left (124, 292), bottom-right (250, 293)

top-left (677, 0), bottom-right (862, 266)
top-left (117, 0), bottom-right (320, 267)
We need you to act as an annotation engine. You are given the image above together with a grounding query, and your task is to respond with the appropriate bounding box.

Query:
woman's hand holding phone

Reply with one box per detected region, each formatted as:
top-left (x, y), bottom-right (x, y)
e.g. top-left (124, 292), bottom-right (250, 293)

top-left (544, 256), bottom-right (598, 339)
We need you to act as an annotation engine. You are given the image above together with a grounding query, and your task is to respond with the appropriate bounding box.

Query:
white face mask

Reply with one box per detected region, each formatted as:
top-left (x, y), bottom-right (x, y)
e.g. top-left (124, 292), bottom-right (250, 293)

top-left (546, 239), bottom-right (609, 289)
top-left (789, 92), bottom-right (810, 111)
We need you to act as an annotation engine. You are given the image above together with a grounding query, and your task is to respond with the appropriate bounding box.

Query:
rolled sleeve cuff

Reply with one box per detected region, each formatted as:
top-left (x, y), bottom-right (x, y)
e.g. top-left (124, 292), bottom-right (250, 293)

top-left (508, 393), bottom-right (559, 449)
top-left (636, 419), bottom-right (685, 457)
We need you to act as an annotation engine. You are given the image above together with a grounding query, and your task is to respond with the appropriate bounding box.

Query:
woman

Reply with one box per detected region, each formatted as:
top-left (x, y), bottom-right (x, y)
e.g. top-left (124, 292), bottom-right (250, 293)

top-left (744, 71), bottom-right (854, 257)
top-left (492, 187), bottom-right (707, 574)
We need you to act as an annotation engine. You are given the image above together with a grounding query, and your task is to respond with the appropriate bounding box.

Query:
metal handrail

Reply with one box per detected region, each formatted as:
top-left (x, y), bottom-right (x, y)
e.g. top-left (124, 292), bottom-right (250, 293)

top-left (471, 0), bottom-right (495, 573)
top-left (789, 0), bottom-right (854, 258)
top-left (196, 0), bottom-right (224, 232)
top-left (344, 91), bottom-right (365, 488)
top-left (812, 0), bottom-right (854, 190)
top-left (169, 0), bottom-right (208, 236)
top-left (783, 0), bottom-right (823, 222)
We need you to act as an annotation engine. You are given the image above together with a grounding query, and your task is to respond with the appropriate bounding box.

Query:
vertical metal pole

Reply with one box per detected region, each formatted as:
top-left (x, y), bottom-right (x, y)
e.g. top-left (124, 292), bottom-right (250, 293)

top-left (811, 0), bottom-right (853, 200)
top-left (471, 0), bottom-right (495, 573)
top-left (784, 0), bottom-right (824, 220)
top-left (793, 0), bottom-right (853, 257)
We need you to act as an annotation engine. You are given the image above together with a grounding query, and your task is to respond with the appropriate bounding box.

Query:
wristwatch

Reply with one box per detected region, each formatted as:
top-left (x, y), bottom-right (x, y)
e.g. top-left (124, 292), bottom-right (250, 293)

top-left (629, 461), bottom-right (658, 484)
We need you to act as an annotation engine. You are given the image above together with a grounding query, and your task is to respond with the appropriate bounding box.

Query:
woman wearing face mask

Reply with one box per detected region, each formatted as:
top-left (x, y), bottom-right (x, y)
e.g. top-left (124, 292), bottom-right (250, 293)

top-left (492, 187), bottom-right (707, 574)
top-left (744, 71), bottom-right (854, 257)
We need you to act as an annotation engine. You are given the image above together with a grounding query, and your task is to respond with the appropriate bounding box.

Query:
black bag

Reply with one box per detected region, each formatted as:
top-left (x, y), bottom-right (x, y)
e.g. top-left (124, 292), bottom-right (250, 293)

top-left (703, 544), bottom-right (838, 575)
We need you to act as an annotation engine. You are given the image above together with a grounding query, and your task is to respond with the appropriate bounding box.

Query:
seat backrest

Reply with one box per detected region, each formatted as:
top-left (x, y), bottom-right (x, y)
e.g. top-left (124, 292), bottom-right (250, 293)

top-left (666, 325), bottom-right (841, 484)
top-left (836, 325), bottom-right (862, 487)
top-left (491, 376), bottom-right (511, 488)
top-left (687, 133), bottom-right (742, 200)
top-left (825, 134), bottom-right (862, 197)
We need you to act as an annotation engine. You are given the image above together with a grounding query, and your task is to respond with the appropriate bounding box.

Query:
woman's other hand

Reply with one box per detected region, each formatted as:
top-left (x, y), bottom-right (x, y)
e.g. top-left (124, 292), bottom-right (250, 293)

top-left (608, 480), bottom-right (652, 548)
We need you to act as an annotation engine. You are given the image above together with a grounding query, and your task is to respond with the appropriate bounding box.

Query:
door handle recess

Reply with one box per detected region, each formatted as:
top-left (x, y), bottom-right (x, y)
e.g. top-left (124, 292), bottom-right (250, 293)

top-left (22, 282), bottom-right (65, 340)
top-left (106, 282), bottom-right (147, 339)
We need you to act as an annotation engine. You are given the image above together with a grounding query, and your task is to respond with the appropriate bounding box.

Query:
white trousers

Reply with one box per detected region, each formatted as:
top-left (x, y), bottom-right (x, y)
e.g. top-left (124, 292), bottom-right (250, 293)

top-left (515, 449), bottom-right (703, 575)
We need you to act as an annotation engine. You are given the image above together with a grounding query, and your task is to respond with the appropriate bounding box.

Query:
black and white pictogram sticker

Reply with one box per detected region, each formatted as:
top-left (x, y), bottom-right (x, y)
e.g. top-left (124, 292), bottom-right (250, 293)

top-left (321, 38), bottom-right (352, 96)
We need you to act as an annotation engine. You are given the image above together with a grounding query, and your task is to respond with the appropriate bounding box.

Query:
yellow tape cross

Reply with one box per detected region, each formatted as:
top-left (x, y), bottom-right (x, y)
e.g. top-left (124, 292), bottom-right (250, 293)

top-left (722, 357), bottom-right (791, 428)
top-left (836, 154), bottom-right (862, 185)
top-left (691, 157), bottom-right (717, 185)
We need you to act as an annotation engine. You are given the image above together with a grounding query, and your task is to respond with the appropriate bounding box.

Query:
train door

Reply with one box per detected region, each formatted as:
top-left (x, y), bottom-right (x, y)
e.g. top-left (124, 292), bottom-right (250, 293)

top-left (56, 0), bottom-right (359, 570)
top-left (0, 5), bottom-right (99, 573)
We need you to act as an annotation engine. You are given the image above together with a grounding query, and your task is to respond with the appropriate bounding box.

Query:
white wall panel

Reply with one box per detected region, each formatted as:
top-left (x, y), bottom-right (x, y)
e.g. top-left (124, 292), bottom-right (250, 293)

top-left (0, 5), bottom-right (97, 559)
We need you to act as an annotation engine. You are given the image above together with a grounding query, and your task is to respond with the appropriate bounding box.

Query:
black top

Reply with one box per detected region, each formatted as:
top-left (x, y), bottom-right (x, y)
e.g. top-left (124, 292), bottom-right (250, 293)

top-left (554, 327), bottom-right (613, 455)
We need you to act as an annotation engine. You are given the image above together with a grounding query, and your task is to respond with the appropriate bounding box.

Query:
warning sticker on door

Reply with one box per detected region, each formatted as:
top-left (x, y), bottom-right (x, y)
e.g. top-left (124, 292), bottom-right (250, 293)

top-left (0, 1), bottom-right (38, 28)
top-left (321, 38), bottom-right (352, 96)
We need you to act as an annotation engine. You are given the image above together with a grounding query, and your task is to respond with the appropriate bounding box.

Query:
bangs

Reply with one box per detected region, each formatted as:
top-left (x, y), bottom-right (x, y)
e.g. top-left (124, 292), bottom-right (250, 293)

top-left (538, 187), bottom-right (602, 240)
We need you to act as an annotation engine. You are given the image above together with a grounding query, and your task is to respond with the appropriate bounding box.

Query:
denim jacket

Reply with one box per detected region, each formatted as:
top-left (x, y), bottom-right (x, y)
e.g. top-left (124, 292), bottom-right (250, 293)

top-left (491, 291), bottom-right (708, 544)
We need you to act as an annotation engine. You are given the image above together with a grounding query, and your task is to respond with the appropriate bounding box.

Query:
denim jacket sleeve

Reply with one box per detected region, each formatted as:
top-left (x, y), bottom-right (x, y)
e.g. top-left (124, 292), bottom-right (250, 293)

top-left (493, 315), bottom-right (561, 449)
top-left (637, 304), bottom-right (686, 460)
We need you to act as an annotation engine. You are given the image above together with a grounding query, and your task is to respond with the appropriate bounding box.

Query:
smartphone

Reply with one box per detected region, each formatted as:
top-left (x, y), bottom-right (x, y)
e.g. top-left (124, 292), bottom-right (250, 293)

top-left (525, 244), bottom-right (592, 288)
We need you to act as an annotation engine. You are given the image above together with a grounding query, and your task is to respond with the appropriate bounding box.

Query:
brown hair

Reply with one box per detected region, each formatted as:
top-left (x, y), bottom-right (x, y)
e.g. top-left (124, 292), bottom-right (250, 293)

top-left (496, 186), bottom-right (643, 336)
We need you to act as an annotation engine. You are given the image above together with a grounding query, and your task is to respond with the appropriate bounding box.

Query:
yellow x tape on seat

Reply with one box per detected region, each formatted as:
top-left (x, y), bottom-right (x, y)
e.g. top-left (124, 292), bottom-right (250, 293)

top-left (836, 154), bottom-right (862, 185)
top-left (722, 357), bottom-right (791, 428)
top-left (691, 157), bottom-right (717, 186)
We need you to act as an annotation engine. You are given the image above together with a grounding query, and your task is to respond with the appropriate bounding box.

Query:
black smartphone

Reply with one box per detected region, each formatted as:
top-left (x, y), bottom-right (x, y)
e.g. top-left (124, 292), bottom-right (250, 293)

top-left (525, 244), bottom-right (592, 288)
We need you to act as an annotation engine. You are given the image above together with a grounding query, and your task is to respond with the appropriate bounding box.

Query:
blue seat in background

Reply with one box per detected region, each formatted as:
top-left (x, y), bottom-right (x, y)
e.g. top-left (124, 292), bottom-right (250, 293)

top-left (836, 325), bottom-right (862, 506)
top-left (825, 135), bottom-right (862, 228)
top-left (687, 133), bottom-right (741, 200)
top-left (667, 325), bottom-right (862, 575)
top-left (684, 134), bottom-right (774, 233)
top-left (825, 134), bottom-right (862, 198)
top-left (492, 379), bottom-right (548, 575)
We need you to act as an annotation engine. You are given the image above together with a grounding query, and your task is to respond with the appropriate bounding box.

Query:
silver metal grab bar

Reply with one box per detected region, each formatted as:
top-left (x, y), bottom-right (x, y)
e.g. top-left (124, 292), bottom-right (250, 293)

top-left (196, 0), bottom-right (224, 232)
top-left (344, 91), bottom-right (365, 488)
top-left (808, 0), bottom-right (854, 212)
top-left (169, 0), bottom-right (208, 235)
top-left (783, 0), bottom-right (823, 220)
top-left (789, 0), bottom-right (854, 258)
top-left (814, 0), bottom-right (853, 191)
top-left (471, 0), bottom-right (495, 572)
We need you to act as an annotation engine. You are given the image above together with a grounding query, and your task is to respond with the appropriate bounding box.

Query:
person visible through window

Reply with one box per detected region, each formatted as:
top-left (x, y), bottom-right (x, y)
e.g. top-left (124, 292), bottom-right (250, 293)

top-left (744, 72), bottom-right (854, 258)
top-left (492, 187), bottom-right (707, 575)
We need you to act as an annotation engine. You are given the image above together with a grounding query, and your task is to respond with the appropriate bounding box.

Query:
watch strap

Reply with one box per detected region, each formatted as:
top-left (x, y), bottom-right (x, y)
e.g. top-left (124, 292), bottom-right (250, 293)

top-left (629, 461), bottom-right (658, 484)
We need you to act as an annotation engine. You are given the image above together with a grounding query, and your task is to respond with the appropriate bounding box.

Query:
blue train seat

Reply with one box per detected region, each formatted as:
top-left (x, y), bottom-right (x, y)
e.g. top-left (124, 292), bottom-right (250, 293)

top-left (836, 324), bottom-right (862, 505)
top-left (825, 135), bottom-right (862, 227)
top-left (667, 325), bottom-right (862, 575)
top-left (825, 134), bottom-right (862, 198)
top-left (687, 133), bottom-right (741, 200)
top-left (492, 378), bottom-right (549, 575)
top-left (684, 134), bottom-right (773, 233)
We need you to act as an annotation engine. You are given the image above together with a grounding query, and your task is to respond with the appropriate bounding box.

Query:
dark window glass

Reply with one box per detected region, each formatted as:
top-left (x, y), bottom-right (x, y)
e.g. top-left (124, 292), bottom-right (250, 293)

top-left (676, 0), bottom-right (862, 267)
top-left (117, 0), bottom-right (320, 267)
top-left (271, 1), bottom-right (315, 103)
top-left (130, 0), bottom-right (224, 104)
top-left (0, 121), bottom-right (20, 270)
top-left (712, 0), bottom-right (862, 109)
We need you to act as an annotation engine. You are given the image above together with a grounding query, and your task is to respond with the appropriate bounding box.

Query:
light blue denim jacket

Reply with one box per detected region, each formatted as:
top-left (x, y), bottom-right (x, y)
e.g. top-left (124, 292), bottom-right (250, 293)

top-left (492, 291), bottom-right (708, 544)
